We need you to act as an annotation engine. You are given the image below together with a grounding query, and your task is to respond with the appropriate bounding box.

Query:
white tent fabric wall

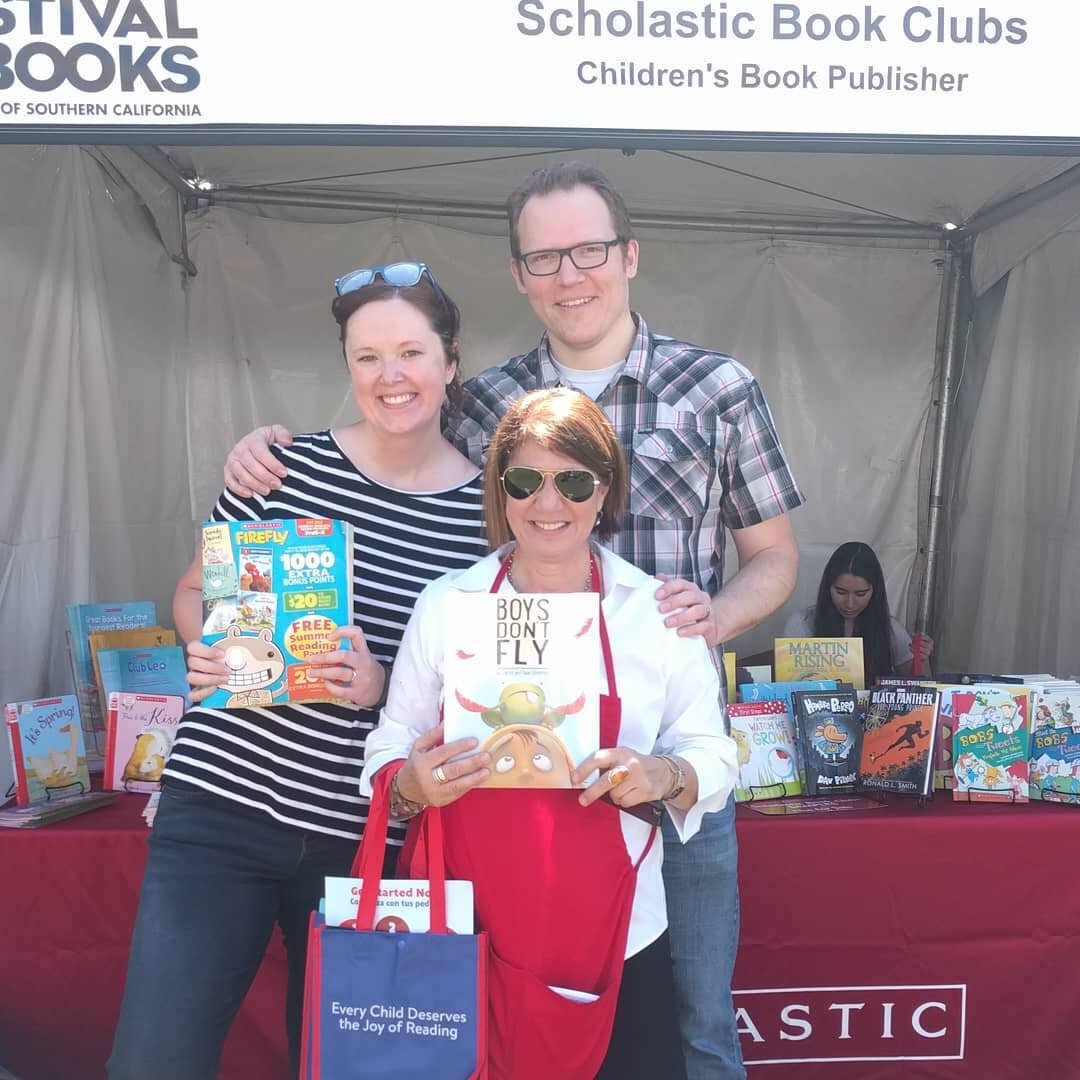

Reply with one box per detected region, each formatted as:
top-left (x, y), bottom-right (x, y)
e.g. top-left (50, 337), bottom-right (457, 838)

top-left (183, 203), bottom-right (941, 659)
top-left (940, 223), bottom-right (1080, 676)
top-left (0, 146), bottom-right (191, 705)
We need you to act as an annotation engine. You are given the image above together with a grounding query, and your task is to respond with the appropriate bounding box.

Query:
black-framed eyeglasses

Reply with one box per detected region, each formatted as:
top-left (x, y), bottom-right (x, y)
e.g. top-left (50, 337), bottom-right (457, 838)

top-left (502, 466), bottom-right (601, 503)
top-left (334, 261), bottom-right (436, 296)
top-left (517, 239), bottom-right (624, 277)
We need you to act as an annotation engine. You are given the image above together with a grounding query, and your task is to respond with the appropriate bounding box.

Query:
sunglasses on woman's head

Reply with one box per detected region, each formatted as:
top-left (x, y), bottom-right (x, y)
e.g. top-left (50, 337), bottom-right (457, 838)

top-left (501, 466), bottom-right (601, 503)
top-left (334, 261), bottom-right (436, 296)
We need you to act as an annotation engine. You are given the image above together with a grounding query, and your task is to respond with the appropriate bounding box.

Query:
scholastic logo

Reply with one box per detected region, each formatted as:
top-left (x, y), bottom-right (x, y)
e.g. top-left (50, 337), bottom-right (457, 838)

top-left (734, 984), bottom-right (966, 1065)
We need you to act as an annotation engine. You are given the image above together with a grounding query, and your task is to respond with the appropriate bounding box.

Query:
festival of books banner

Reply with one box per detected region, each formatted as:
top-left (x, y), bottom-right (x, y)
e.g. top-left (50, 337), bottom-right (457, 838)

top-left (2, 3), bottom-right (1080, 142)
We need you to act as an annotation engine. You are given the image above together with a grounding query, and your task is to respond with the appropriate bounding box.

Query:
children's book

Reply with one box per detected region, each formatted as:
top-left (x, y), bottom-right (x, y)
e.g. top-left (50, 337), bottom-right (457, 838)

top-left (737, 680), bottom-right (839, 783)
top-left (200, 518), bottom-right (355, 708)
top-left (324, 877), bottom-right (475, 934)
top-left (104, 692), bottom-right (186, 793)
top-left (791, 689), bottom-right (863, 795)
top-left (1029, 686), bottom-right (1080, 804)
top-left (97, 646), bottom-right (190, 705)
top-left (65, 602), bottom-right (157, 746)
top-left (774, 637), bottom-right (865, 690)
top-left (0, 790), bottom-right (118, 828)
top-left (858, 685), bottom-right (939, 797)
top-left (948, 685), bottom-right (1030, 803)
top-left (728, 700), bottom-right (801, 801)
top-left (89, 626), bottom-right (176, 715)
top-left (5, 695), bottom-right (91, 806)
top-left (443, 592), bottom-right (601, 788)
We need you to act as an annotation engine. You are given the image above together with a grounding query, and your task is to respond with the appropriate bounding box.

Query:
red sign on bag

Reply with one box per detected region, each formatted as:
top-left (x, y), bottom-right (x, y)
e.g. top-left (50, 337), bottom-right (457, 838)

top-left (734, 984), bottom-right (966, 1064)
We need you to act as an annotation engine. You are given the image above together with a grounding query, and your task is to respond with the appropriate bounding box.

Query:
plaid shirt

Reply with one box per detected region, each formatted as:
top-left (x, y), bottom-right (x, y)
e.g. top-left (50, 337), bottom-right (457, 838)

top-left (448, 314), bottom-right (805, 617)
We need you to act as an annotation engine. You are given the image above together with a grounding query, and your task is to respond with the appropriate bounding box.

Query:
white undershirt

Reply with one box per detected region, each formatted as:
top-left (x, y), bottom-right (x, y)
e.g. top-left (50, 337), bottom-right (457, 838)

top-left (551, 357), bottom-right (626, 400)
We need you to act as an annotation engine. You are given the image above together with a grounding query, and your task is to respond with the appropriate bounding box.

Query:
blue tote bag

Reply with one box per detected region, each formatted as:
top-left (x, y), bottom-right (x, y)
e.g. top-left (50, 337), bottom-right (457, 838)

top-left (299, 777), bottom-right (487, 1079)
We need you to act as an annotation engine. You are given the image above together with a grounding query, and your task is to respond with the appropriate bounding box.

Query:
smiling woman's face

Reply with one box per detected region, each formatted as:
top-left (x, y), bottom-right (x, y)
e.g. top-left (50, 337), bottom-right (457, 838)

top-left (503, 439), bottom-right (608, 564)
top-left (342, 296), bottom-right (454, 436)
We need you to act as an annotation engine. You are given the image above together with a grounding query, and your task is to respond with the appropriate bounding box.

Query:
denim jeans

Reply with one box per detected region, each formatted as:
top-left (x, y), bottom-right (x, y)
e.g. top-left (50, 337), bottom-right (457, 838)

top-left (108, 781), bottom-right (361, 1080)
top-left (662, 794), bottom-right (746, 1080)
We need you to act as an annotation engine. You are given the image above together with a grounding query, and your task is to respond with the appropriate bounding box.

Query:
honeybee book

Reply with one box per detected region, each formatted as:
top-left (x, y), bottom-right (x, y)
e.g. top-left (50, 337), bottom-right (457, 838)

top-left (443, 592), bottom-right (601, 789)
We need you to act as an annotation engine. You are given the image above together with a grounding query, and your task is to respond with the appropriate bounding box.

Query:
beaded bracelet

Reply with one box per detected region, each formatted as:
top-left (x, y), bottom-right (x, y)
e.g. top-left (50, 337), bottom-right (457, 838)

top-left (389, 771), bottom-right (426, 820)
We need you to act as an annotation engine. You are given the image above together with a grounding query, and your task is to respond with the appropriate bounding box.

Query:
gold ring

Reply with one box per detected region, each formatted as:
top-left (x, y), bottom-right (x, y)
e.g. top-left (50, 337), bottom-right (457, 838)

top-left (608, 765), bottom-right (630, 787)
top-left (432, 765), bottom-right (449, 785)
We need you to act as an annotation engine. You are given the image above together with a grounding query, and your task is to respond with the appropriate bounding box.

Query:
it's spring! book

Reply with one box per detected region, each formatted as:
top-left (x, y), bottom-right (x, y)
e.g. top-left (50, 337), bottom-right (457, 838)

top-left (5, 695), bottom-right (91, 806)
top-left (443, 592), bottom-right (600, 788)
top-left (200, 518), bottom-right (355, 708)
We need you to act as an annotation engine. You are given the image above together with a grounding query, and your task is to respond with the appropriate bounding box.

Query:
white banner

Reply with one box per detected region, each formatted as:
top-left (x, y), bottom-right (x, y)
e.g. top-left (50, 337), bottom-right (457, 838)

top-left (0, 0), bottom-right (1077, 140)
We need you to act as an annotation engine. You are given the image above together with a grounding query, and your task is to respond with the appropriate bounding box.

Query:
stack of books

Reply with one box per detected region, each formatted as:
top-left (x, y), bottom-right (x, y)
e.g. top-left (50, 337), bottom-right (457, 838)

top-left (0, 790), bottom-right (118, 829)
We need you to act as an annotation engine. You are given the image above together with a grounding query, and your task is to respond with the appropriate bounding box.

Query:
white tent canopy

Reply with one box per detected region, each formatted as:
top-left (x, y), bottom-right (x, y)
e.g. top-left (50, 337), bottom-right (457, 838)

top-left (3, 140), bottom-right (1080, 706)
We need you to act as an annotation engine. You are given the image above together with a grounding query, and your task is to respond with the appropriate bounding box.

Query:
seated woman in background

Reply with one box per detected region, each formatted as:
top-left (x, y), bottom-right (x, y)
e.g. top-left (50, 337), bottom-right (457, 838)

top-left (361, 388), bottom-right (738, 1080)
top-left (783, 541), bottom-right (933, 683)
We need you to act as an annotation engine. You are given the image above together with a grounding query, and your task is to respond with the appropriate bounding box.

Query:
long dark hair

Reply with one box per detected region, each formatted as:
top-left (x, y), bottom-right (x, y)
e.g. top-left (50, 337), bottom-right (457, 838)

top-left (812, 542), bottom-right (894, 684)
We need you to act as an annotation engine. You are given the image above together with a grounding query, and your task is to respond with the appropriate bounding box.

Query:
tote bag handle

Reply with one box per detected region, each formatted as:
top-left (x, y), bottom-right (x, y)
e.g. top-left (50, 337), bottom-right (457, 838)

top-left (350, 764), bottom-right (450, 934)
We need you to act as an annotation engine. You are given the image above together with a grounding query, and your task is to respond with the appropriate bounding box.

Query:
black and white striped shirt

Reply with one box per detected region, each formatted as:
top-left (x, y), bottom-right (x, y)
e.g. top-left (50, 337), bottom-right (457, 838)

top-left (164, 431), bottom-right (487, 840)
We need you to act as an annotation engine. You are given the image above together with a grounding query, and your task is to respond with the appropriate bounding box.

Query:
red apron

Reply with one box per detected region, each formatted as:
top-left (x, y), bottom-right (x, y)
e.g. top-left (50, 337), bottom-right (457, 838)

top-left (399, 552), bottom-right (655, 1080)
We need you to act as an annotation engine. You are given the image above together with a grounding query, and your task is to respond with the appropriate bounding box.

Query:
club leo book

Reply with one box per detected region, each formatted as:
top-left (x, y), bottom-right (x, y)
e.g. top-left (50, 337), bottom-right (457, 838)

top-left (97, 646), bottom-right (190, 705)
top-left (791, 689), bottom-right (863, 795)
top-left (443, 592), bottom-right (601, 788)
top-left (199, 518), bottom-right (355, 709)
top-left (5, 695), bottom-right (91, 806)
top-left (1030, 688), bottom-right (1080, 804)
top-left (65, 601), bottom-right (157, 743)
top-left (104, 693), bottom-right (186, 794)
top-left (950, 685), bottom-right (1030, 803)
top-left (858, 685), bottom-right (939, 797)
top-left (728, 700), bottom-right (801, 802)
top-left (89, 626), bottom-right (176, 715)
top-left (323, 877), bottom-right (474, 934)
top-left (774, 637), bottom-right (865, 690)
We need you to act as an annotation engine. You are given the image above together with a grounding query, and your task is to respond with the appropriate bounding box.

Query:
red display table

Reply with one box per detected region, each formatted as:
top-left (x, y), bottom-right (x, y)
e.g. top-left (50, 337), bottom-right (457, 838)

top-left (1, 795), bottom-right (1076, 1078)
top-left (733, 797), bottom-right (1078, 1077)
top-left (0, 795), bottom-right (288, 1080)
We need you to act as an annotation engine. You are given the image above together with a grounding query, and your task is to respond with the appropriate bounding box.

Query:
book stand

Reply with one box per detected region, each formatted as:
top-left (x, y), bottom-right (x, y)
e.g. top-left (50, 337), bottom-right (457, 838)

top-left (959, 786), bottom-right (1019, 804)
top-left (45, 778), bottom-right (88, 800)
top-left (747, 782), bottom-right (790, 802)
top-left (1040, 788), bottom-right (1080, 804)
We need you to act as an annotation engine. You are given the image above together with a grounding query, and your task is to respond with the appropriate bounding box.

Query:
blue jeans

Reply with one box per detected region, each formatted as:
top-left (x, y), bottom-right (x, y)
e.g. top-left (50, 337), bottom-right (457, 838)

top-left (662, 795), bottom-right (746, 1080)
top-left (108, 781), bottom-right (361, 1080)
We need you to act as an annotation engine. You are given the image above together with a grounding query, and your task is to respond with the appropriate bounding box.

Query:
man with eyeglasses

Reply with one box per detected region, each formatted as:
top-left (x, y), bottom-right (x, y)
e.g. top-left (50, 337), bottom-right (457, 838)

top-left (224, 161), bottom-right (803, 1080)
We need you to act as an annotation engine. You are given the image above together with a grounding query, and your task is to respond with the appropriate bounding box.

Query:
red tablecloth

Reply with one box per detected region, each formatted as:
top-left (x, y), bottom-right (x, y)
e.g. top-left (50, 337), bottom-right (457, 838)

top-left (2, 795), bottom-right (1077, 1078)
top-left (733, 797), bottom-right (1080, 1078)
top-left (0, 795), bottom-right (288, 1080)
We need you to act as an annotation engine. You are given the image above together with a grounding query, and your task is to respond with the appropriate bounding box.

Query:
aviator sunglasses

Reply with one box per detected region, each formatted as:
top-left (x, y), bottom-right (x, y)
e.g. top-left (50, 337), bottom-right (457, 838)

top-left (502, 466), bottom-right (601, 503)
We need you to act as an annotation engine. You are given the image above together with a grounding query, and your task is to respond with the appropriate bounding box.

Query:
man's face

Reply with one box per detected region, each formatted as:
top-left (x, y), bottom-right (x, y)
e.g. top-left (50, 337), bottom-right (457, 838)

top-left (510, 185), bottom-right (639, 362)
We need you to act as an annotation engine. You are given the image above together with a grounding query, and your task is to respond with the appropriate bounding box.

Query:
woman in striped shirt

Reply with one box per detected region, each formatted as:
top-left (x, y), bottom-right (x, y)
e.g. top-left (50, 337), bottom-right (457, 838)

top-left (109, 265), bottom-right (487, 1080)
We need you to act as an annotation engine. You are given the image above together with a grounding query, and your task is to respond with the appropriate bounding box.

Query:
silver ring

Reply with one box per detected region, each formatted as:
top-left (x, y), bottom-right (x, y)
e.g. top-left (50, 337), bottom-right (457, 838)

top-left (432, 764), bottom-right (449, 785)
top-left (347, 667), bottom-right (355, 684)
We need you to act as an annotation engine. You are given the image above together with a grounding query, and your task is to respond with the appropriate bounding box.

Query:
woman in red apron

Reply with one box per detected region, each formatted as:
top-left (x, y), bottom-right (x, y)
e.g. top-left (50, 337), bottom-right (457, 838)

top-left (363, 389), bottom-right (739, 1079)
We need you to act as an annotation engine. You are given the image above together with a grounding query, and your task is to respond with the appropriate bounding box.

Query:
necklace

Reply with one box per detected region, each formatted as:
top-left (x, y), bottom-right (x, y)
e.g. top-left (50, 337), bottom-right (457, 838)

top-left (506, 548), bottom-right (593, 593)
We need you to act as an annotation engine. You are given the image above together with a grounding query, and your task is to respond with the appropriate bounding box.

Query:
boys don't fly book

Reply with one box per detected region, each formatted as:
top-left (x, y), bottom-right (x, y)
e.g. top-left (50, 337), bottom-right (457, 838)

top-left (104, 692), bottom-right (186, 793)
top-left (199, 518), bottom-right (355, 709)
top-left (728, 700), bottom-right (801, 802)
top-left (5, 695), bottom-right (91, 806)
top-left (950, 685), bottom-right (1030, 803)
top-left (443, 592), bottom-right (600, 788)
top-left (858, 685), bottom-right (939, 797)
top-left (791, 689), bottom-right (863, 795)
top-left (774, 637), bottom-right (865, 690)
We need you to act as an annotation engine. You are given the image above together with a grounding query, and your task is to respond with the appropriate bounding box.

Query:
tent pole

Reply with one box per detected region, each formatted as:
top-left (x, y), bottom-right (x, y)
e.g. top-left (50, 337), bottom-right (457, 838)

top-left (916, 238), bottom-right (970, 634)
top-left (208, 186), bottom-right (943, 241)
